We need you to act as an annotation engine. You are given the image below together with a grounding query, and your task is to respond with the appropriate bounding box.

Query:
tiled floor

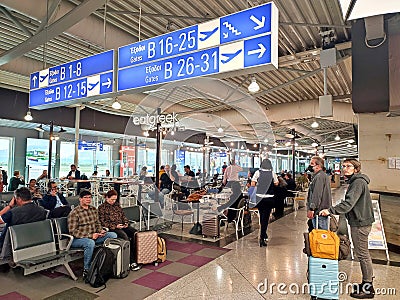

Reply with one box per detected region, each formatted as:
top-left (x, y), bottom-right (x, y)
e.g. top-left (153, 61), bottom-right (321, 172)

top-left (1, 185), bottom-right (399, 300)
top-left (0, 238), bottom-right (230, 300)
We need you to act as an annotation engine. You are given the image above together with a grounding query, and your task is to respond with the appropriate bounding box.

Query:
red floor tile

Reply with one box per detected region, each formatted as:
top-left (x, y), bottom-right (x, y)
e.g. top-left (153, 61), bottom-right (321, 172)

top-left (0, 292), bottom-right (30, 300)
top-left (132, 271), bottom-right (180, 290)
top-left (177, 254), bottom-right (214, 267)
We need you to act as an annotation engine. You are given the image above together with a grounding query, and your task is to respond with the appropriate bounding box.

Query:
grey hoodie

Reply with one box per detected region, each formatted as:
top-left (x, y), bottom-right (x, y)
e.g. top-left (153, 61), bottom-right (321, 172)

top-left (328, 173), bottom-right (375, 227)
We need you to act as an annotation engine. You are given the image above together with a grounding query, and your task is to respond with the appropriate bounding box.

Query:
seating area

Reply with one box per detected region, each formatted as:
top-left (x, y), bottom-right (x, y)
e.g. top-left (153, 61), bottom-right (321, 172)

top-left (2, 219), bottom-right (81, 280)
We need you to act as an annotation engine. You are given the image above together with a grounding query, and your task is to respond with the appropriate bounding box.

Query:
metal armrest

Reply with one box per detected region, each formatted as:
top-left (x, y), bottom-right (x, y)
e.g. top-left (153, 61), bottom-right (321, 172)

top-left (59, 233), bottom-right (74, 251)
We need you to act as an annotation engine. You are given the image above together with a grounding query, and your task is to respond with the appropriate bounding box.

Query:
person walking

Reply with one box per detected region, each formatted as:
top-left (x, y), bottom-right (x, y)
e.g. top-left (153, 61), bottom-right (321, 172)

top-left (319, 159), bottom-right (375, 299)
top-left (251, 158), bottom-right (278, 247)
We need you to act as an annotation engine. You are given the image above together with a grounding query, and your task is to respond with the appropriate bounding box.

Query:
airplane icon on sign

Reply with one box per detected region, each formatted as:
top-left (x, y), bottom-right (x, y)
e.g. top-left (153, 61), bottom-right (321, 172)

top-left (39, 74), bottom-right (48, 82)
top-left (88, 81), bottom-right (99, 91)
top-left (199, 27), bottom-right (218, 41)
top-left (220, 49), bottom-right (242, 64)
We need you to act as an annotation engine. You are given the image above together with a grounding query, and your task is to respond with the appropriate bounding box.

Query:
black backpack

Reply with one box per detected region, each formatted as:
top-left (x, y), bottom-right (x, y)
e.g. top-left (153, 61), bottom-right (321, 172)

top-left (86, 246), bottom-right (114, 290)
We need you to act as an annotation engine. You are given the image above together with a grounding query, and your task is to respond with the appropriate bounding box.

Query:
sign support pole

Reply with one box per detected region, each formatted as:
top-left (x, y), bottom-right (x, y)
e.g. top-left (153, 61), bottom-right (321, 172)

top-left (47, 121), bottom-right (53, 179)
top-left (74, 106), bottom-right (81, 167)
top-left (155, 108), bottom-right (161, 201)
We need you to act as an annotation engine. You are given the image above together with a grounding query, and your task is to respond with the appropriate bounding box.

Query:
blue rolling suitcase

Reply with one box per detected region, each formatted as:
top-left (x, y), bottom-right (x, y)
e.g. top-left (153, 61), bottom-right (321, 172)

top-left (308, 256), bottom-right (339, 300)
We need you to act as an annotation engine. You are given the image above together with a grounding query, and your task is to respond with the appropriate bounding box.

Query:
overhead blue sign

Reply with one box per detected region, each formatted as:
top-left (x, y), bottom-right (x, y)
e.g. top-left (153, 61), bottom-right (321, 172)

top-left (29, 71), bottom-right (113, 108)
top-left (220, 3), bottom-right (272, 44)
top-left (118, 26), bottom-right (198, 69)
top-left (29, 49), bottom-right (114, 109)
top-left (118, 2), bottom-right (273, 69)
top-left (30, 50), bottom-right (114, 89)
top-left (118, 34), bottom-right (272, 92)
top-left (118, 47), bottom-right (219, 91)
top-left (78, 141), bottom-right (104, 151)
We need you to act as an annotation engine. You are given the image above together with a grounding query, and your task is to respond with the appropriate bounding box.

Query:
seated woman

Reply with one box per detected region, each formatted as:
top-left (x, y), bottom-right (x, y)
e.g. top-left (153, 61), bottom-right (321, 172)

top-left (98, 190), bottom-right (141, 271)
top-left (28, 179), bottom-right (43, 203)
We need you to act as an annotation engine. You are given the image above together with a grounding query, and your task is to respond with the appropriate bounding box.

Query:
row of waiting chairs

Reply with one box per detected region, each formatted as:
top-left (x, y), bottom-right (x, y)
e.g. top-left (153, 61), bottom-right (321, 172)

top-left (0, 205), bottom-right (147, 280)
top-left (0, 218), bottom-right (83, 280)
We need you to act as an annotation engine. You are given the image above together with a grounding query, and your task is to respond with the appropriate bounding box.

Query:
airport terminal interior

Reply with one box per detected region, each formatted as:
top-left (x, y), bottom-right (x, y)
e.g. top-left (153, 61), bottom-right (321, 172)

top-left (0, 0), bottom-right (400, 299)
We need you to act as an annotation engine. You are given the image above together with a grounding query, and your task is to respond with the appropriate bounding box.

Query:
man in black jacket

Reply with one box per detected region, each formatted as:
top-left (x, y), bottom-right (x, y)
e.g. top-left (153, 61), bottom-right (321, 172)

top-left (42, 181), bottom-right (71, 218)
top-left (0, 187), bottom-right (47, 249)
top-left (67, 164), bottom-right (81, 180)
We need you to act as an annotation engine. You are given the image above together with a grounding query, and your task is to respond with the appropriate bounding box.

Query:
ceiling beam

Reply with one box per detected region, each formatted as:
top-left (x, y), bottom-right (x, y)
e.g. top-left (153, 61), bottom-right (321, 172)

top-left (279, 21), bottom-right (351, 29)
top-left (35, 0), bottom-right (63, 34)
top-left (0, 0), bottom-right (107, 66)
top-left (0, 5), bottom-right (33, 37)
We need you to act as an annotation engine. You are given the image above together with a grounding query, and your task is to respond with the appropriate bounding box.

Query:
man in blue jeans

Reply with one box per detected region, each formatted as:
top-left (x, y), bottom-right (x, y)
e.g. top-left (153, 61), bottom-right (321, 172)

top-left (306, 156), bottom-right (332, 230)
top-left (68, 190), bottom-right (117, 281)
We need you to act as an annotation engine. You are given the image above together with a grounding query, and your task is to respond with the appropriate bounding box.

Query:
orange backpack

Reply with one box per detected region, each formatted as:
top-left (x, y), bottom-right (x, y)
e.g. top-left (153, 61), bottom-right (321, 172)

top-left (309, 217), bottom-right (340, 260)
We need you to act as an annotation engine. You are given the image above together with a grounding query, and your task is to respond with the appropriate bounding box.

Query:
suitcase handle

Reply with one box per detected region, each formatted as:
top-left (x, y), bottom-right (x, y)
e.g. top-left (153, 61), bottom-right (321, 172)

top-left (315, 215), bottom-right (331, 230)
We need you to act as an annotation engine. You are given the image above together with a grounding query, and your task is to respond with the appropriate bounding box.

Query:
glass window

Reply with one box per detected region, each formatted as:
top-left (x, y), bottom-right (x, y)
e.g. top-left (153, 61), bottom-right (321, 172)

top-left (26, 138), bottom-right (56, 180)
top-left (60, 142), bottom-right (112, 178)
top-left (0, 137), bottom-right (13, 182)
top-left (137, 147), bottom-right (156, 176)
top-left (185, 151), bottom-right (202, 174)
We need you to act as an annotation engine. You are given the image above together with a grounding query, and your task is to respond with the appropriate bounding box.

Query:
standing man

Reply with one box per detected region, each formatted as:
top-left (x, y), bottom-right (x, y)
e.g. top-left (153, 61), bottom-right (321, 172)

top-left (181, 165), bottom-right (195, 197)
top-left (0, 187), bottom-right (47, 250)
top-left (68, 190), bottom-right (117, 281)
top-left (306, 156), bottom-right (332, 230)
top-left (67, 164), bottom-right (81, 180)
top-left (222, 160), bottom-right (243, 222)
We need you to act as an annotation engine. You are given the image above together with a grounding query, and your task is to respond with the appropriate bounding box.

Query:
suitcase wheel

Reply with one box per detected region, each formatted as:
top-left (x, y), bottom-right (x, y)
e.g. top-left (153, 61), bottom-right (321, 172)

top-left (154, 262), bottom-right (158, 266)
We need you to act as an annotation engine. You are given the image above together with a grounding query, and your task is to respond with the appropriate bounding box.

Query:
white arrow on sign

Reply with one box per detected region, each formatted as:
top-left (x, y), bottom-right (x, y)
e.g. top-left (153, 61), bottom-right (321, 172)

top-left (102, 77), bottom-right (112, 89)
top-left (247, 43), bottom-right (266, 58)
top-left (250, 15), bottom-right (265, 30)
top-left (32, 75), bottom-right (37, 86)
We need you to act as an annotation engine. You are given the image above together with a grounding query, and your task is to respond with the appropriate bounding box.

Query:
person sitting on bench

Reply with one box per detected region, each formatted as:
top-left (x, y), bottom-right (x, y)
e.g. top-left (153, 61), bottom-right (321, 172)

top-left (68, 190), bottom-right (117, 282)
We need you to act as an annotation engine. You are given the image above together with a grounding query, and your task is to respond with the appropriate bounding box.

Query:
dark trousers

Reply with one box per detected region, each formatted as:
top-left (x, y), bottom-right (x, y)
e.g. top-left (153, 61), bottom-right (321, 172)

top-left (48, 206), bottom-right (71, 218)
top-left (112, 226), bottom-right (137, 264)
top-left (257, 198), bottom-right (274, 240)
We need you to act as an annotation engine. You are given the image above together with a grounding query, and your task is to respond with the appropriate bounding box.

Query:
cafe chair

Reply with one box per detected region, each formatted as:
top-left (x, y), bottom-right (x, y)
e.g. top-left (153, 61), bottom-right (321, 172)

top-left (219, 198), bottom-right (246, 240)
top-left (171, 201), bottom-right (194, 232)
top-left (141, 201), bottom-right (164, 230)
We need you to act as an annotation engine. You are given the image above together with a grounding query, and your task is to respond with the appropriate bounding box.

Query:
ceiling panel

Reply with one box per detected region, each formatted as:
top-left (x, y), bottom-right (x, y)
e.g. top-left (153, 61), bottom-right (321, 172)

top-left (0, 0), bottom-right (356, 157)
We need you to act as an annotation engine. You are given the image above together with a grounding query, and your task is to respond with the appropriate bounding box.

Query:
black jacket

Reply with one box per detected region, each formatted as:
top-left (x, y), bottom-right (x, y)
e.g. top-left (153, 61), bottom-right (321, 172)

top-left (67, 170), bottom-right (81, 179)
top-left (42, 192), bottom-right (69, 210)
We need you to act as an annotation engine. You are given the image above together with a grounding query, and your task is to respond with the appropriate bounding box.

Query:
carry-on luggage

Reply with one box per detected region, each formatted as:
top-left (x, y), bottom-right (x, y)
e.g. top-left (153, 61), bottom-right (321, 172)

top-left (135, 231), bottom-right (158, 265)
top-left (308, 256), bottom-right (339, 300)
top-left (202, 213), bottom-right (220, 238)
top-left (105, 238), bottom-right (130, 278)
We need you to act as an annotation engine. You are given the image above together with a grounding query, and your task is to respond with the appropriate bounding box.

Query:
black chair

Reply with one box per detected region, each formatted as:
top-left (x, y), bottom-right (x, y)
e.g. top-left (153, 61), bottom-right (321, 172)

top-left (122, 205), bottom-right (142, 231)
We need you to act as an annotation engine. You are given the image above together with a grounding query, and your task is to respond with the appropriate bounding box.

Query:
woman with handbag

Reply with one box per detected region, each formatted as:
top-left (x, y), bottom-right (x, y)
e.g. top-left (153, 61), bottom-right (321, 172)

top-left (320, 159), bottom-right (375, 299)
